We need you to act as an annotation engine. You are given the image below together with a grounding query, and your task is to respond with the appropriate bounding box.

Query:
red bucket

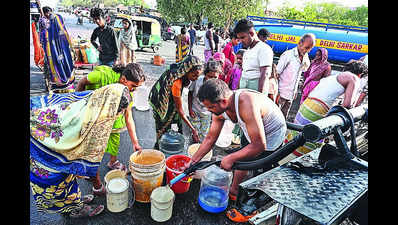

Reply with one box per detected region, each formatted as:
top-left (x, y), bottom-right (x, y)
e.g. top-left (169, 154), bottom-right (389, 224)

top-left (166, 155), bottom-right (193, 194)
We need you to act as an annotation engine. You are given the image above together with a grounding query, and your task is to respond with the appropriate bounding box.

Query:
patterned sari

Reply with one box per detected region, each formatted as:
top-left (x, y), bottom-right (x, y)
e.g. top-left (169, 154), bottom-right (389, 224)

top-left (30, 84), bottom-right (131, 214)
top-left (40, 14), bottom-right (75, 92)
top-left (149, 55), bottom-right (202, 144)
top-left (176, 34), bottom-right (190, 63)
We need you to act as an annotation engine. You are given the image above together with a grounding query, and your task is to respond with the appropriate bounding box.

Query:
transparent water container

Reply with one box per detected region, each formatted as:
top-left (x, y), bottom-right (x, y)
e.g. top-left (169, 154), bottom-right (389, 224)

top-left (198, 165), bottom-right (233, 213)
top-left (159, 124), bottom-right (185, 157)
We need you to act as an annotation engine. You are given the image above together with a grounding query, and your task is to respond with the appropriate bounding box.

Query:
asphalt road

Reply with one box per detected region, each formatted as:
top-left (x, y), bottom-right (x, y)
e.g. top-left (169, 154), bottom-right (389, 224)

top-left (29, 12), bottom-right (241, 225)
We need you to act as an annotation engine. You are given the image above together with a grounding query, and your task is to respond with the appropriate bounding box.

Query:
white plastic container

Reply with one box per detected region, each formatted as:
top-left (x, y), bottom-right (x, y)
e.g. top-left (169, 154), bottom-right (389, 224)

top-left (106, 177), bottom-right (130, 213)
top-left (133, 85), bottom-right (150, 111)
top-left (150, 186), bottom-right (175, 222)
top-left (215, 120), bottom-right (235, 148)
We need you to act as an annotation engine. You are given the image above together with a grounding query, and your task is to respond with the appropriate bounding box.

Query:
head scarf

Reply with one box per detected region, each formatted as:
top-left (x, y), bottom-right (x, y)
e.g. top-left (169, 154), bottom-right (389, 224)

top-left (119, 19), bottom-right (137, 50)
top-left (212, 52), bottom-right (233, 83)
top-left (30, 83), bottom-right (130, 177)
top-left (149, 55), bottom-right (202, 120)
top-left (212, 52), bottom-right (225, 63)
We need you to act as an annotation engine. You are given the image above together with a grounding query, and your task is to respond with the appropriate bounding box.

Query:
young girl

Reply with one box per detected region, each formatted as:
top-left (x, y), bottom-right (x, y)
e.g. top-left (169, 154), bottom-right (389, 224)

top-left (268, 63), bottom-right (279, 103)
top-left (119, 18), bottom-right (138, 66)
top-left (228, 49), bottom-right (245, 90)
top-left (188, 59), bottom-right (223, 142)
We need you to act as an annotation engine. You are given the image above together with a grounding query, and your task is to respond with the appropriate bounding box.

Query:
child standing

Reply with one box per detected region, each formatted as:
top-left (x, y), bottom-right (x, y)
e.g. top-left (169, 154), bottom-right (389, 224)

top-left (268, 63), bottom-right (279, 103)
top-left (228, 49), bottom-right (245, 90)
top-left (188, 59), bottom-right (223, 142)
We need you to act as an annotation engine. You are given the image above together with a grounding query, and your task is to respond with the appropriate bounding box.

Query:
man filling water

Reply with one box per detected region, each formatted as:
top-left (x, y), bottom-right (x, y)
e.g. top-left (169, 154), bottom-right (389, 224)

top-left (187, 78), bottom-right (287, 202)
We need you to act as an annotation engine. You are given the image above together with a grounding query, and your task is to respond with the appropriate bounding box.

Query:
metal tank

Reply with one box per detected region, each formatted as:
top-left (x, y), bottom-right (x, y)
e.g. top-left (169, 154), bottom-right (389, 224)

top-left (248, 16), bottom-right (368, 63)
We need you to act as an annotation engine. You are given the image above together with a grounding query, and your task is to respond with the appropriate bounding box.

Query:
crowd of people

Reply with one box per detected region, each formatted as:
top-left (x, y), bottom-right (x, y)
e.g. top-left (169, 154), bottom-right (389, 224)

top-left (30, 4), bottom-right (368, 221)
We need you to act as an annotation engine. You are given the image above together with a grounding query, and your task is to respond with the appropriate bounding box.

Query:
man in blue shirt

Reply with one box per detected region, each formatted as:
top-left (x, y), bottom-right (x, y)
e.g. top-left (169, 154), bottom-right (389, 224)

top-left (188, 24), bottom-right (196, 54)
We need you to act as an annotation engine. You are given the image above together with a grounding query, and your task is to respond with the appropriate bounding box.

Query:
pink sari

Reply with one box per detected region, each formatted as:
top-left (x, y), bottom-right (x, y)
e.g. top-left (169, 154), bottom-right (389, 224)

top-left (300, 48), bottom-right (330, 104)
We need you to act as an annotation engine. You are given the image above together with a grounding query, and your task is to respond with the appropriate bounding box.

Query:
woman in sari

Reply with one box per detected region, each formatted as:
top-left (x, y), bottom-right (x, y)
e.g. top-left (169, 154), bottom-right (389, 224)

top-left (175, 27), bottom-right (190, 63)
top-left (30, 83), bottom-right (132, 218)
top-left (118, 18), bottom-right (138, 65)
top-left (300, 48), bottom-right (331, 104)
top-left (75, 63), bottom-right (145, 172)
top-left (31, 15), bottom-right (45, 71)
top-left (149, 55), bottom-right (203, 148)
top-left (37, 1), bottom-right (75, 93)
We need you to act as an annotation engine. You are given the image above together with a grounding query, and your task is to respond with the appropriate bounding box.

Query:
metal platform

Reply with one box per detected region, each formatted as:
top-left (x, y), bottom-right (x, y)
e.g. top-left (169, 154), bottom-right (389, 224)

top-left (239, 149), bottom-right (368, 225)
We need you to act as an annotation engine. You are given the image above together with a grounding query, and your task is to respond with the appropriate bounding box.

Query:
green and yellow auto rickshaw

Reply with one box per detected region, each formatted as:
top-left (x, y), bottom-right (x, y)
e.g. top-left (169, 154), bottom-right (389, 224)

top-left (113, 13), bottom-right (162, 53)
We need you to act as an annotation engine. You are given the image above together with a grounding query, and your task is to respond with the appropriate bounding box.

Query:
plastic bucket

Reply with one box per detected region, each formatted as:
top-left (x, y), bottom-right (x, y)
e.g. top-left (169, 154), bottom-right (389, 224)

top-left (104, 169), bottom-right (126, 185)
top-left (150, 186), bottom-right (175, 222)
top-left (106, 177), bottom-right (130, 213)
top-left (129, 149), bottom-right (166, 203)
top-left (187, 144), bottom-right (213, 179)
top-left (165, 155), bottom-right (192, 194)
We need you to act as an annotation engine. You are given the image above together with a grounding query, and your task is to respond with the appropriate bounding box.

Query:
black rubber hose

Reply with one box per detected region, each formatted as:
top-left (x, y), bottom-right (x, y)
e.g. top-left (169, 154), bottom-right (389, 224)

top-left (231, 133), bottom-right (306, 171)
top-left (286, 122), bottom-right (304, 132)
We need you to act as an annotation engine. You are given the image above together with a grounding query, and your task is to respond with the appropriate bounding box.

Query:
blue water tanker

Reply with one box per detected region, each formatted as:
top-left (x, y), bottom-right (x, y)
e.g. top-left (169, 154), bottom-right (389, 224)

top-left (248, 16), bottom-right (368, 63)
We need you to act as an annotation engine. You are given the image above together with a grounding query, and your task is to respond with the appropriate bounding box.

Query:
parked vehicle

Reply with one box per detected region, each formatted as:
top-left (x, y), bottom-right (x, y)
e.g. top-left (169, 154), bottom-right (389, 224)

top-left (112, 13), bottom-right (162, 53)
top-left (249, 16), bottom-right (368, 63)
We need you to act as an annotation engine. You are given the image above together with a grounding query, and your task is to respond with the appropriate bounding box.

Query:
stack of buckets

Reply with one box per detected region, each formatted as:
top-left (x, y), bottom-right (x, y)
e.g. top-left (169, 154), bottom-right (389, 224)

top-left (129, 149), bottom-right (166, 203)
top-left (127, 148), bottom-right (204, 221)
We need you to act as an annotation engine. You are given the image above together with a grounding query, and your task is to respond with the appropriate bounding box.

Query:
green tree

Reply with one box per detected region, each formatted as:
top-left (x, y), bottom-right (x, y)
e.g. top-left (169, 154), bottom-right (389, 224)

top-left (157, 0), bottom-right (266, 31)
top-left (276, 2), bottom-right (368, 27)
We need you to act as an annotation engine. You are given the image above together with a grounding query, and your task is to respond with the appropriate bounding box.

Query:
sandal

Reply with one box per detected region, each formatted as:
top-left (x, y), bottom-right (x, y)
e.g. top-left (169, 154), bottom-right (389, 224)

top-left (92, 183), bottom-right (106, 196)
top-left (107, 160), bottom-right (126, 171)
top-left (69, 204), bottom-right (104, 218)
top-left (226, 208), bottom-right (258, 223)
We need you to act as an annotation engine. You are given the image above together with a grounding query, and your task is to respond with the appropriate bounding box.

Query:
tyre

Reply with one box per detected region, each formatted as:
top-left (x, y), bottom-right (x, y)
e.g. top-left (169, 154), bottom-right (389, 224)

top-left (153, 46), bottom-right (160, 53)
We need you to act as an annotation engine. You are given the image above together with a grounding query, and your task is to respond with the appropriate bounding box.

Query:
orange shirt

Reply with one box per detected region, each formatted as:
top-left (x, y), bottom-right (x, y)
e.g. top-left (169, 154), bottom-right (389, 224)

top-left (171, 78), bottom-right (183, 97)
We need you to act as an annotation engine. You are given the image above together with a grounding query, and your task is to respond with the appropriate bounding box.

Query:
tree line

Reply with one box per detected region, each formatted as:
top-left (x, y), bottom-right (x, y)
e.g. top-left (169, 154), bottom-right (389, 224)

top-left (59, 0), bottom-right (368, 29)
top-left (157, 1), bottom-right (367, 30)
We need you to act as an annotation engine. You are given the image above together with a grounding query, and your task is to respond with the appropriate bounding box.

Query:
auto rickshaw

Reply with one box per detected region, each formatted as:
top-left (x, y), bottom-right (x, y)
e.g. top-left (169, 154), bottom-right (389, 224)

top-left (113, 13), bottom-right (162, 53)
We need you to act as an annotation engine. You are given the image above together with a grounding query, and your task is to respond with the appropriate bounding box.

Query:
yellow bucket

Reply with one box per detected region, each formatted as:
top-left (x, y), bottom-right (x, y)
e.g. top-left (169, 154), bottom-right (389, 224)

top-left (129, 149), bottom-right (166, 203)
top-left (187, 144), bottom-right (213, 179)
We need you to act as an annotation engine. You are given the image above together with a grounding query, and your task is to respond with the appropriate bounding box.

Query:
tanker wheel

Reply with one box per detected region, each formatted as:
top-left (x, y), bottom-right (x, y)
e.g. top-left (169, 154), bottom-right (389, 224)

top-left (153, 46), bottom-right (160, 53)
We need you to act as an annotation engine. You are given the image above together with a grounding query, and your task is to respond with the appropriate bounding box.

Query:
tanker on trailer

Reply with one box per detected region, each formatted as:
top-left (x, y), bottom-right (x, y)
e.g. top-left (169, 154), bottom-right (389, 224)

top-left (248, 16), bottom-right (368, 64)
